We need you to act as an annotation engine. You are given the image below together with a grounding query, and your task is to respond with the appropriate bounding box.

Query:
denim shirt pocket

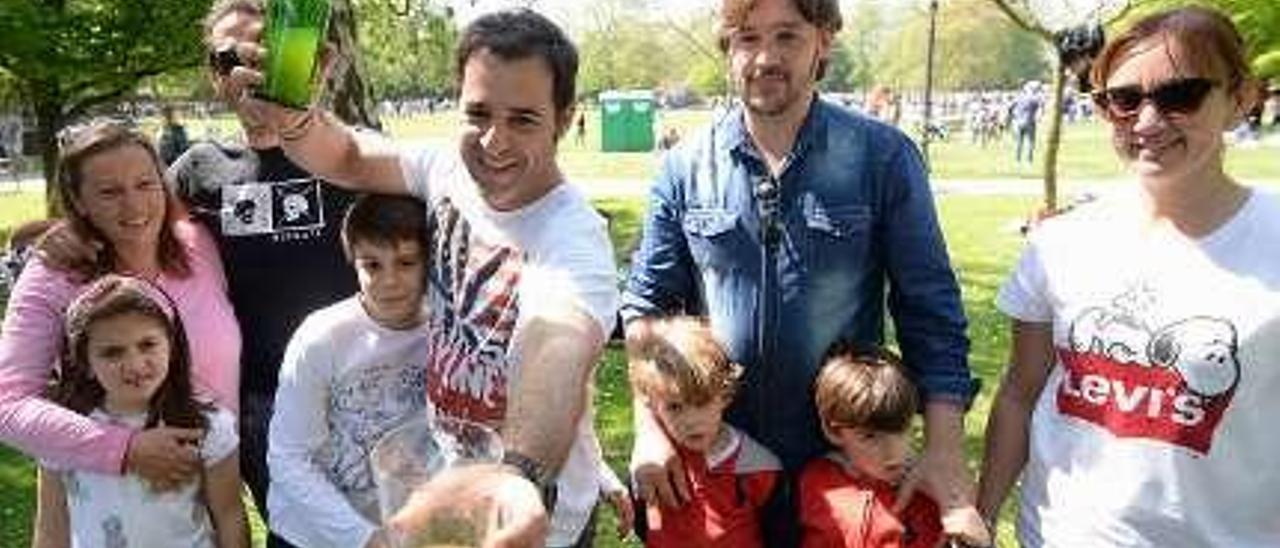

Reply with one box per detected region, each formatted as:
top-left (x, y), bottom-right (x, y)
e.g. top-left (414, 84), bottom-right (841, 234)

top-left (683, 208), bottom-right (747, 272)
top-left (802, 201), bottom-right (873, 269)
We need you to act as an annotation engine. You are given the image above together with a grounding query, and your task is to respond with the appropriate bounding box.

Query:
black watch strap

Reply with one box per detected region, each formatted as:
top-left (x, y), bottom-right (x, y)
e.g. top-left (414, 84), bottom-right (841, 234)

top-left (502, 450), bottom-right (558, 510)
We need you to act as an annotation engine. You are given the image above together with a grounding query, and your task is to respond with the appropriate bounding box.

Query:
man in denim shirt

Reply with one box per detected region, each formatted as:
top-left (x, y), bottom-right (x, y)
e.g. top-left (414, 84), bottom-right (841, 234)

top-left (621, 0), bottom-right (989, 544)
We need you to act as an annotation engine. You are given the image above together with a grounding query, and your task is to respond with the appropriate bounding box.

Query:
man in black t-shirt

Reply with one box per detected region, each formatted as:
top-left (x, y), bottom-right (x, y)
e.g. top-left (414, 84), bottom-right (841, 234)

top-left (188, 3), bottom-right (356, 546)
top-left (167, 143), bottom-right (355, 548)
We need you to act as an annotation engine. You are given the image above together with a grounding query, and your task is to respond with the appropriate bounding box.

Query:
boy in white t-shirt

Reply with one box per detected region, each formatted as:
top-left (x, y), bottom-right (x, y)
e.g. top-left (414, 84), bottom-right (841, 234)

top-left (267, 194), bottom-right (431, 548)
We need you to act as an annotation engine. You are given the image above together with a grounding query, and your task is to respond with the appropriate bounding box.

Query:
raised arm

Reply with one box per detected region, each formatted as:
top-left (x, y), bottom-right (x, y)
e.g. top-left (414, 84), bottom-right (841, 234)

top-left (272, 107), bottom-right (407, 195)
top-left (504, 301), bottom-right (606, 471)
top-left (386, 300), bottom-right (609, 546)
top-left (221, 42), bottom-right (407, 194)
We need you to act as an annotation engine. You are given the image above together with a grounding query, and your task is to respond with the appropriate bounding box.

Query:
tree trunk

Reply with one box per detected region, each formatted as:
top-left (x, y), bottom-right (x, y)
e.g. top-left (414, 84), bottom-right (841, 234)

top-left (326, 0), bottom-right (380, 130)
top-left (1041, 57), bottom-right (1066, 213)
top-left (33, 91), bottom-right (66, 218)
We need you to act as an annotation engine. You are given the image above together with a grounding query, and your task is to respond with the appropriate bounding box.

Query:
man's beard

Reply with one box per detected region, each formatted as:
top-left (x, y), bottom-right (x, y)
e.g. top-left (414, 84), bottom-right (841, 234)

top-left (742, 69), bottom-right (802, 118)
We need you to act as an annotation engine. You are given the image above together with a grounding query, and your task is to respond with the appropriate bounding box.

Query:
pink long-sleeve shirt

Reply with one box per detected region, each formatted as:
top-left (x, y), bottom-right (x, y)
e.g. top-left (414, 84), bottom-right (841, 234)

top-left (0, 220), bottom-right (240, 474)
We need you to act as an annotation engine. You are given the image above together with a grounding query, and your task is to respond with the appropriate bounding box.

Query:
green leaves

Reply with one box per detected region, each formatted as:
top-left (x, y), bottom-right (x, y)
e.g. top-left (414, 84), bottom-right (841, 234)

top-left (0, 0), bottom-right (206, 102)
top-left (355, 0), bottom-right (457, 100)
top-left (1125, 0), bottom-right (1280, 79)
top-left (878, 0), bottom-right (1051, 90)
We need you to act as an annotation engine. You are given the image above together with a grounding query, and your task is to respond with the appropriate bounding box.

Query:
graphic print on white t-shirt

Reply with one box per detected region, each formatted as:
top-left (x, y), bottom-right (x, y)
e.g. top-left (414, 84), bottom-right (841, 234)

top-left (220, 178), bottom-right (325, 239)
top-left (1058, 283), bottom-right (1240, 454)
top-left (424, 196), bottom-right (522, 425)
top-left (315, 360), bottom-right (427, 520)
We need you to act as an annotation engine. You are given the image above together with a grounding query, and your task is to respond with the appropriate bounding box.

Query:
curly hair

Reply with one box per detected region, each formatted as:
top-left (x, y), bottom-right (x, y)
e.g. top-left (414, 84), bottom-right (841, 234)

top-left (717, 0), bottom-right (843, 50)
top-left (628, 317), bottom-right (742, 406)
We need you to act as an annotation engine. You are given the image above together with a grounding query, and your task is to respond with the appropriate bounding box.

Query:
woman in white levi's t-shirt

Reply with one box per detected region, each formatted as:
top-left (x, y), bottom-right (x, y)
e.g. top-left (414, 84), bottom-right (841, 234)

top-left (976, 6), bottom-right (1280, 548)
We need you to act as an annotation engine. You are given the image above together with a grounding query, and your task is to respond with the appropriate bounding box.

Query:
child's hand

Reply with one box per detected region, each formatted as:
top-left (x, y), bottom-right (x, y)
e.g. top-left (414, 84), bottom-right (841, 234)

top-left (603, 487), bottom-right (635, 539)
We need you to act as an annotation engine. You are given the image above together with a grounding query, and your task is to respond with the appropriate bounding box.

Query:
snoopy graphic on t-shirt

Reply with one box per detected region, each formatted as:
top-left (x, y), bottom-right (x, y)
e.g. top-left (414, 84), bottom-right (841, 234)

top-left (1069, 310), bottom-right (1240, 397)
top-left (1059, 285), bottom-right (1241, 453)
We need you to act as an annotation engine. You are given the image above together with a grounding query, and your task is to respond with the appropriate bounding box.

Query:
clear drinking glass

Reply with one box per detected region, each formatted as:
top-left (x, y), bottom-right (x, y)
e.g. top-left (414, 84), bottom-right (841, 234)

top-left (371, 415), bottom-right (504, 548)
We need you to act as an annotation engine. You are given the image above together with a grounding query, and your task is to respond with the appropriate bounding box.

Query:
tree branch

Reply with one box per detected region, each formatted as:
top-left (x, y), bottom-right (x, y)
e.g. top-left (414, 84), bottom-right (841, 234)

top-left (62, 65), bottom-right (172, 101)
top-left (1104, 1), bottom-right (1135, 25)
top-left (987, 0), bottom-right (1052, 39)
top-left (65, 85), bottom-right (140, 120)
top-left (658, 12), bottom-right (721, 65)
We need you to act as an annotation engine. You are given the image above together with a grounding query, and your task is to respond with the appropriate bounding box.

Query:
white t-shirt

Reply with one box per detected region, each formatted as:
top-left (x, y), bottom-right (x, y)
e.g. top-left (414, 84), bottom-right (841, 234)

top-left (53, 406), bottom-right (237, 548)
top-left (268, 296), bottom-right (430, 548)
top-left (998, 189), bottom-right (1280, 547)
top-left (400, 148), bottom-right (619, 545)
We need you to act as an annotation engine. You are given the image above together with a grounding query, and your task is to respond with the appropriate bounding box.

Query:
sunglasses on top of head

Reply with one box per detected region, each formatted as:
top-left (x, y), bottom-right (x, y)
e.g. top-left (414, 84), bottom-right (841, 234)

top-left (1092, 77), bottom-right (1219, 119)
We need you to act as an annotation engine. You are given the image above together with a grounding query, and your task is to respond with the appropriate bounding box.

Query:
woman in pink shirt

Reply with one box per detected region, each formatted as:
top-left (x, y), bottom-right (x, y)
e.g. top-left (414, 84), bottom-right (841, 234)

top-left (0, 118), bottom-right (240, 489)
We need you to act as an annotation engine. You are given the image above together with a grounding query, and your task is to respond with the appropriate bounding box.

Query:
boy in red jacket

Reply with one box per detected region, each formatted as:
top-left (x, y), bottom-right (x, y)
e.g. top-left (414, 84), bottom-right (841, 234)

top-left (800, 342), bottom-right (953, 548)
top-left (629, 317), bottom-right (783, 547)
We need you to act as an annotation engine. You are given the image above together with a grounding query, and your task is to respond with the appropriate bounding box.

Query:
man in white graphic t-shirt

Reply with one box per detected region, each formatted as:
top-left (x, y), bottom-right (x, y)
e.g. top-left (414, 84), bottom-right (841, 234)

top-left (222, 8), bottom-right (617, 546)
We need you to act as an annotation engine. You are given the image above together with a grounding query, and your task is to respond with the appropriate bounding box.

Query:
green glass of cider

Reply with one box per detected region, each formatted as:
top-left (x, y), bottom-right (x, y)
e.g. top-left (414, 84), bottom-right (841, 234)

top-left (261, 0), bottom-right (330, 108)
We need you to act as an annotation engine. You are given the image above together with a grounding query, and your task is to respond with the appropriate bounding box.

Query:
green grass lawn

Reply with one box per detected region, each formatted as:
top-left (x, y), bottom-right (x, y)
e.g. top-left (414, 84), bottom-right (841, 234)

top-left (0, 191), bottom-right (47, 245)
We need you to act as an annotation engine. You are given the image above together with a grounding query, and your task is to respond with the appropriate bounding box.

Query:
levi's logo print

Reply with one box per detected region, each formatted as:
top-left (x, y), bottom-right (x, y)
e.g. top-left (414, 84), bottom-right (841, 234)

top-left (1058, 285), bottom-right (1239, 454)
top-left (220, 178), bottom-right (325, 241)
top-left (424, 197), bottom-right (521, 425)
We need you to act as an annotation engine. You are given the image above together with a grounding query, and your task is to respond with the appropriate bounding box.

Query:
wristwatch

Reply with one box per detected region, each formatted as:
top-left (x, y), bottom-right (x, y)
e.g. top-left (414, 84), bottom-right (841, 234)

top-left (502, 450), bottom-right (558, 511)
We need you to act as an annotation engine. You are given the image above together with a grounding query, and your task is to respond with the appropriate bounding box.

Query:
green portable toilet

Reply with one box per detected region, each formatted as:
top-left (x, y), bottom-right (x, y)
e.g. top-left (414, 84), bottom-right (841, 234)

top-left (600, 90), bottom-right (655, 152)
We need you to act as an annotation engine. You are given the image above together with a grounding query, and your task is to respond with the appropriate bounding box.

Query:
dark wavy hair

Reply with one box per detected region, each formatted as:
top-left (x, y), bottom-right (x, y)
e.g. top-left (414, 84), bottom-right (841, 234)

top-left (55, 119), bottom-right (191, 279)
top-left (454, 8), bottom-right (578, 117)
top-left (49, 275), bottom-right (208, 430)
top-left (340, 193), bottom-right (429, 262)
top-left (202, 0), bottom-right (264, 46)
top-left (717, 0), bottom-right (843, 79)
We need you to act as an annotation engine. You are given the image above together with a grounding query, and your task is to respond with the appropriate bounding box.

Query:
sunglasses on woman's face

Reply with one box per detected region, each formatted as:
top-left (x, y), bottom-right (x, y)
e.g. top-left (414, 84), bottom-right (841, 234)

top-left (1092, 77), bottom-right (1219, 119)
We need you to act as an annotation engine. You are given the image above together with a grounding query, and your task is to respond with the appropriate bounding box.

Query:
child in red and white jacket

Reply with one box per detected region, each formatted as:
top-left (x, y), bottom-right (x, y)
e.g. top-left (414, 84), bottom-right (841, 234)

top-left (628, 316), bottom-right (784, 548)
top-left (800, 341), bottom-right (988, 548)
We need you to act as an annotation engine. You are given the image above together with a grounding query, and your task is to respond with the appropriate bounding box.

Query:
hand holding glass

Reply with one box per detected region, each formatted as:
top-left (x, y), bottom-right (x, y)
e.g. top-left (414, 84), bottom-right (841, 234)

top-left (261, 0), bottom-right (330, 108)
top-left (371, 416), bottom-right (504, 548)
